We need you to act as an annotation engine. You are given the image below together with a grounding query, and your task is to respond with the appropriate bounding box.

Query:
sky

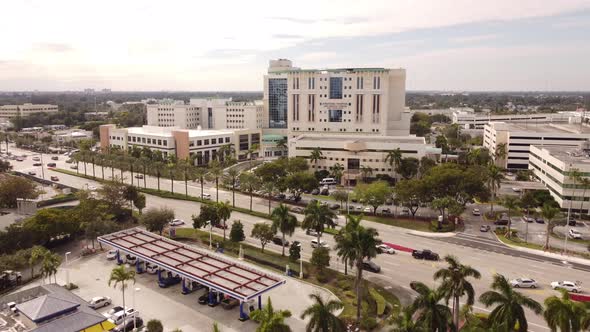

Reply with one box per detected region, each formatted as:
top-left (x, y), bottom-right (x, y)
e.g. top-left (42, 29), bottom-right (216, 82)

top-left (1, 0), bottom-right (590, 91)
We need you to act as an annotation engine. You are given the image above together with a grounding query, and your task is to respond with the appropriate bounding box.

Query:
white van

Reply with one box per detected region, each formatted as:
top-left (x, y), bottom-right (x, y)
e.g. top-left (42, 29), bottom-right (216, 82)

top-left (311, 239), bottom-right (329, 249)
top-left (320, 178), bottom-right (337, 186)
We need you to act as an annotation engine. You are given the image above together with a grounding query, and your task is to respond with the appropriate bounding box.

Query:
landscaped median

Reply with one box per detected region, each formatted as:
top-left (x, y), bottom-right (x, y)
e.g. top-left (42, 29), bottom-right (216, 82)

top-left (493, 228), bottom-right (590, 260)
top-left (172, 227), bottom-right (400, 329)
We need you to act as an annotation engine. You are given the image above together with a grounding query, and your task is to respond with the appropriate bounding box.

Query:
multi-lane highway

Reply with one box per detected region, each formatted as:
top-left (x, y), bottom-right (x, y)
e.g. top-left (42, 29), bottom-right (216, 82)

top-left (6, 146), bottom-right (590, 331)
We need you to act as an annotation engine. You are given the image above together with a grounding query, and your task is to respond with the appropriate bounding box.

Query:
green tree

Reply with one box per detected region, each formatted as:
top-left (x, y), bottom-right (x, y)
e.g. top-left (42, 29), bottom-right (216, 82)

top-left (390, 306), bottom-right (421, 332)
top-left (239, 172), bottom-right (260, 211)
top-left (385, 148), bottom-right (403, 172)
top-left (409, 281), bottom-right (452, 332)
top-left (216, 201), bottom-right (232, 241)
top-left (310, 247), bottom-right (330, 272)
top-left (578, 177), bottom-right (590, 218)
top-left (397, 157), bottom-right (420, 179)
top-left (331, 190), bottom-right (349, 212)
top-left (300, 293), bottom-right (345, 332)
top-left (250, 298), bottom-right (292, 332)
top-left (302, 200), bottom-right (336, 245)
top-left (207, 160), bottom-right (223, 202)
top-left (229, 220), bottom-right (245, 243)
top-left (289, 242), bottom-right (301, 262)
top-left (284, 172), bottom-right (318, 200)
top-left (329, 163), bottom-right (344, 183)
top-left (224, 168), bottom-right (240, 207)
top-left (41, 251), bottom-right (62, 284)
top-left (359, 165), bottom-right (373, 182)
top-left (0, 160), bottom-right (12, 172)
top-left (141, 207), bottom-right (174, 235)
top-left (29, 246), bottom-right (49, 280)
top-left (541, 203), bottom-right (560, 251)
top-left (0, 176), bottom-right (40, 208)
top-left (193, 167), bottom-right (208, 199)
top-left (434, 255), bottom-right (481, 329)
top-left (487, 165), bottom-right (504, 215)
top-left (250, 223), bottom-right (275, 253)
top-left (500, 195), bottom-right (520, 239)
top-left (146, 319), bottom-right (164, 332)
top-left (544, 290), bottom-right (589, 332)
top-left (108, 265), bottom-right (136, 329)
top-left (435, 135), bottom-right (449, 154)
top-left (353, 181), bottom-right (392, 213)
top-left (479, 274), bottom-right (543, 332)
top-left (393, 179), bottom-right (427, 217)
top-left (334, 214), bottom-right (380, 324)
top-left (309, 147), bottom-right (323, 168)
top-left (133, 193), bottom-right (146, 215)
top-left (271, 204), bottom-right (298, 256)
top-left (419, 157), bottom-right (436, 177)
top-left (494, 143), bottom-right (508, 165)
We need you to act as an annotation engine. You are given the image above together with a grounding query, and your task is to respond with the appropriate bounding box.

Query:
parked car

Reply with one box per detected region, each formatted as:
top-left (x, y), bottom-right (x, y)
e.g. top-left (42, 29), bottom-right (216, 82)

top-left (291, 240), bottom-right (301, 248)
top-left (311, 188), bottom-right (320, 195)
top-left (198, 289), bottom-right (218, 305)
top-left (535, 218), bottom-right (545, 224)
top-left (145, 263), bottom-right (159, 274)
top-left (275, 193), bottom-right (286, 200)
top-left (290, 207), bottom-right (304, 214)
top-left (376, 244), bottom-right (395, 254)
top-left (125, 254), bottom-right (137, 265)
top-left (158, 274), bottom-right (181, 288)
top-left (134, 174), bottom-right (144, 179)
top-left (27, 171), bottom-right (36, 175)
top-left (33, 162), bottom-right (42, 166)
top-left (32, 157), bottom-right (40, 161)
top-left (109, 308), bottom-right (138, 325)
top-left (512, 187), bottom-right (522, 192)
top-left (510, 278), bottom-right (538, 288)
top-left (65, 158), bottom-right (73, 163)
top-left (363, 207), bottom-right (372, 213)
top-left (400, 208), bottom-right (410, 216)
top-left (480, 225), bottom-right (491, 232)
top-left (70, 165), bottom-right (78, 169)
top-left (306, 229), bottom-right (320, 237)
top-left (412, 249), bottom-right (440, 261)
top-left (272, 236), bottom-right (289, 247)
top-left (329, 203), bottom-right (340, 210)
top-left (569, 229), bottom-right (582, 239)
top-left (103, 306), bottom-right (124, 319)
top-left (568, 218), bottom-right (577, 226)
top-left (106, 250), bottom-right (118, 260)
top-left (320, 188), bottom-right (330, 195)
top-left (362, 261), bottom-right (381, 273)
top-left (472, 208), bottom-right (481, 216)
top-left (381, 208), bottom-right (392, 215)
top-left (89, 296), bottom-right (112, 309)
top-left (51, 156), bottom-right (58, 161)
top-left (113, 317), bottom-right (143, 332)
top-left (202, 193), bottom-right (212, 200)
top-left (50, 176), bottom-right (59, 181)
top-left (311, 239), bottom-right (329, 249)
top-left (221, 297), bottom-right (240, 310)
top-left (169, 219), bottom-right (185, 226)
top-left (214, 222), bottom-right (228, 230)
top-left (522, 216), bottom-right (535, 223)
top-left (551, 281), bottom-right (582, 293)
top-left (47, 162), bottom-right (57, 167)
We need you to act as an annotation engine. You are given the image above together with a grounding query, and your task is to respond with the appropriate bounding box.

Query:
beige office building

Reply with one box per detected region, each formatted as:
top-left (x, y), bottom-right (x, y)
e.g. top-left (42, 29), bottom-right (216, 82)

top-left (0, 103), bottom-right (58, 119)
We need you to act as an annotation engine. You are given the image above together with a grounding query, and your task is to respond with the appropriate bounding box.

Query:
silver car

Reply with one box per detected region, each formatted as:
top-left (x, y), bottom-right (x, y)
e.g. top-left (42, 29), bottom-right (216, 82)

top-left (510, 278), bottom-right (538, 289)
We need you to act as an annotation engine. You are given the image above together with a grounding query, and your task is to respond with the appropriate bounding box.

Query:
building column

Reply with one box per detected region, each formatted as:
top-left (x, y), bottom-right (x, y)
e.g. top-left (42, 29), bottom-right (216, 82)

top-left (135, 260), bottom-right (143, 274)
top-left (182, 279), bottom-right (189, 294)
top-left (157, 269), bottom-right (163, 283)
top-left (116, 251), bottom-right (123, 265)
top-left (258, 296), bottom-right (262, 310)
top-left (239, 301), bottom-right (248, 321)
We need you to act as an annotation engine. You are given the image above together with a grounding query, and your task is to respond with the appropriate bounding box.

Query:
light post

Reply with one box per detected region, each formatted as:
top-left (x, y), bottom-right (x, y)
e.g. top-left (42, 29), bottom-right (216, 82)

top-left (299, 247), bottom-right (303, 279)
top-left (65, 251), bottom-right (71, 286)
top-left (132, 287), bottom-right (140, 330)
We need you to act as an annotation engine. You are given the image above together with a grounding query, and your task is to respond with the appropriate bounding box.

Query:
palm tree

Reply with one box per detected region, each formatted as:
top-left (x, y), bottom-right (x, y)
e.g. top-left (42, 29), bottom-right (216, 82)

top-left (578, 177), bottom-right (590, 218)
top-left (271, 204), bottom-right (298, 256)
top-left (544, 289), bottom-right (589, 332)
top-left (167, 162), bottom-right (176, 194)
top-left (359, 165), bottom-right (373, 182)
top-left (208, 160), bottom-right (223, 202)
top-left (494, 143), bottom-right (508, 167)
top-left (479, 274), bottom-right (543, 332)
top-left (154, 161), bottom-right (164, 191)
top-left (487, 165), bottom-right (504, 215)
top-left (501, 195), bottom-right (520, 239)
top-left (329, 163), bottom-right (344, 184)
top-left (216, 201), bottom-right (232, 241)
top-left (29, 246), bottom-right (48, 280)
top-left (390, 306), bottom-right (421, 332)
top-left (309, 147), bottom-right (323, 169)
top-left (276, 137), bottom-right (288, 153)
top-left (385, 148), bottom-right (403, 172)
top-left (302, 200), bottom-right (336, 246)
top-left (262, 181), bottom-right (275, 214)
top-left (41, 251), bottom-right (61, 284)
top-left (434, 255), bottom-right (481, 329)
top-left (569, 168), bottom-right (582, 219)
top-left (225, 168), bottom-right (240, 207)
top-left (245, 143), bottom-right (260, 168)
top-left (541, 203), bottom-right (560, 251)
top-left (108, 265), bottom-right (136, 330)
top-left (239, 172), bottom-right (259, 211)
top-left (300, 293), bottom-right (345, 332)
top-left (409, 281), bottom-right (452, 332)
top-left (193, 167), bottom-right (208, 199)
top-left (250, 298), bottom-right (292, 332)
top-left (334, 214), bottom-right (380, 324)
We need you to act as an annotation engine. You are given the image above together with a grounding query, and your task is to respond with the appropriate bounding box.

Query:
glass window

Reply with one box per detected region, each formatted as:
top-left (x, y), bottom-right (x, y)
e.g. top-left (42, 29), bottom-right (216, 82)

top-left (329, 77), bottom-right (343, 99)
top-left (225, 137), bottom-right (230, 143)
top-left (157, 139), bottom-right (162, 146)
top-left (239, 134), bottom-right (249, 151)
top-left (212, 138), bottom-right (217, 145)
top-left (329, 110), bottom-right (343, 122)
top-left (268, 78), bottom-right (288, 128)
top-left (197, 140), bottom-right (202, 146)
top-left (204, 139), bottom-right (209, 145)
top-left (163, 140), bottom-right (167, 146)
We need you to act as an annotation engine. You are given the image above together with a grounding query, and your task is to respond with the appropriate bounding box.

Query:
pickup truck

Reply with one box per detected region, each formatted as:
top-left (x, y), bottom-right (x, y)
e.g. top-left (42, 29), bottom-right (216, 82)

top-left (412, 249), bottom-right (440, 261)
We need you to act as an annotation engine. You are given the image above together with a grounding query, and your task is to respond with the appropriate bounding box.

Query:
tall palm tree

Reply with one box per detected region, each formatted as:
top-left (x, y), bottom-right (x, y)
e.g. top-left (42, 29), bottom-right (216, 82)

top-left (479, 274), bottom-right (543, 332)
top-left (262, 181), bottom-right (275, 214)
top-left (154, 161), bottom-right (163, 191)
top-left (334, 214), bottom-right (380, 324)
top-left (544, 289), bottom-right (588, 332)
top-left (41, 251), bottom-right (61, 284)
top-left (359, 165), bottom-right (373, 182)
top-left (239, 172), bottom-right (259, 211)
top-left (434, 255), bottom-right (481, 329)
top-left (578, 177), bottom-right (590, 218)
top-left (250, 298), bottom-right (292, 332)
top-left (216, 201), bottom-right (232, 241)
top-left (245, 143), bottom-right (260, 168)
top-left (541, 203), bottom-right (560, 251)
top-left (225, 168), bottom-right (240, 207)
top-left (193, 167), bottom-right (208, 199)
top-left (29, 246), bottom-right (48, 280)
top-left (302, 200), bottom-right (336, 245)
top-left (167, 162), bottom-right (176, 194)
top-left (390, 305), bottom-right (421, 332)
top-left (487, 165), bottom-right (504, 215)
top-left (208, 160), bottom-right (223, 202)
top-left (494, 143), bottom-right (508, 167)
top-left (385, 148), bottom-right (403, 172)
top-left (329, 163), bottom-right (344, 183)
top-left (271, 204), bottom-right (298, 256)
top-left (300, 293), bottom-right (345, 332)
top-left (309, 147), bottom-right (323, 169)
top-left (501, 195), bottom-right (520, 239)
top-left (108, 265), bottom-right (136, 330)
top-left (409, 281), bottom-right (452, 332)
top-left (276, 137), bottom-right (288, 154)
top-left (569, 168), bottom-right (582, 219)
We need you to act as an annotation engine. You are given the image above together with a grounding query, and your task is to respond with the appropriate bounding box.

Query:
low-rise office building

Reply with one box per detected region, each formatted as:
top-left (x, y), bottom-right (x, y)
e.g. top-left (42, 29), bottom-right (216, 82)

top-left (0, 104), bottom-right (58, 119)
top-left (54, 129), bottom-right (93, 144)
top-left (289, 133), bottom-right (440, 184)
top-left (99, 124), bottom-right (260, 165)
top-left (454, 111), bottom-right (580, 129)
top-left (483, 122), bottom-right (590, 170)
top-left (529, 145), bottom-right (590, 211)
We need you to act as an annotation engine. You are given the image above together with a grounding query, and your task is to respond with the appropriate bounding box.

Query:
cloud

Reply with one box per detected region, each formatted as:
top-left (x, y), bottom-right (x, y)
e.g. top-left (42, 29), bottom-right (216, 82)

top-left (450, 34), bottom-right (499, 43)
top-left (33, 43), bottom-right (74, 53)
top-left (267, 16), bottom-right (317, 24)
top-left (272, 34), bottom-right (305, 39)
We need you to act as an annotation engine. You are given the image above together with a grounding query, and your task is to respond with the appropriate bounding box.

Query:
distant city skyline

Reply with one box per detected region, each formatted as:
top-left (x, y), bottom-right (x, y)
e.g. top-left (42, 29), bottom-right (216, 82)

top-left (1, 0), bottom-right (590, 91)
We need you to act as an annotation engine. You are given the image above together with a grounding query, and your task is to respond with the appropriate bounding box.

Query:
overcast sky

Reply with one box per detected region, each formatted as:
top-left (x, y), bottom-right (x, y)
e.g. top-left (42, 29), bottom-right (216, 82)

top-left (1, 0), bottom-right (590, 91)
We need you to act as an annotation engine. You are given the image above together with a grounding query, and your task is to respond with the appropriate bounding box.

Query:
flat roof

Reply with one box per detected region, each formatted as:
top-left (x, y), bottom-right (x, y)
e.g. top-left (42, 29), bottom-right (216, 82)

top-left (295, 134), bottom-right (425, 144)
top-left (275, 67), bottom-right (397, 74)
top-left (532, 145), bottom-right (590, 164)
top-left (126, 126), bottom-right (236, 138)
top-left (98, 228), bottom-right (285, 301)
top-left (491, 122), bottom-right (590, 134)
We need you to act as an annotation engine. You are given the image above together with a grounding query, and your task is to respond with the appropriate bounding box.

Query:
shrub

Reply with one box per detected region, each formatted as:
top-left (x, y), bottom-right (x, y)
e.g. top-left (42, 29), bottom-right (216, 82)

top-left (310, 247), bottom-right (330, 271)
top-left (360, 317), bottom-right (377, 330)
top-left (369, 288), bottom-right (386, 316)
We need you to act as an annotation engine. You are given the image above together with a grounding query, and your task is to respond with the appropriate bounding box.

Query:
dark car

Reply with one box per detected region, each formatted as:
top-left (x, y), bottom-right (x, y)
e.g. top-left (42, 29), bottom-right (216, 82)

top-left (275, 193), bottom-right (286, 200)
top-left (291, 240), bottom-right (301, 248)
top-left (381, 208), bottom-right (392, 215)
top-left (412, 249), bottom-right (440, 261)
top-left (311, 188), bottom-right (320, 195)
top-left (214, 222), bottom-right (228, 230)
top-left (272, 236), bottom-right (289, 247)
top-left (33, 162), bottom-right (42, 166)
top-left (493, 219), bottom-right (509, 226)
top-left (535, 218), bottom-right (545, 224)
top-left (568, 218), bottom-right (577, 226)
top-left (47, 162), bottom-right (57, 168)
top-left (320, 188), bottom-right (330, 195)
top-left (221, 297), bottom-right (240, 310)
top-left (158, 274), bottom-right (181, 288)
top-left (329, 203), bottom-right (340, 210)
top-left (51, 156), bottom-right (58, 160)
top-left (198, 293), bottom-right (210, 305)
top-left (291, 207), bottom-right (304, 214)
top-left (113, 317), bottom-right (143, 332)
top-left (134, 174), bottom-right (144, 179)
top-left (362, 261), bottom-right (381, 273)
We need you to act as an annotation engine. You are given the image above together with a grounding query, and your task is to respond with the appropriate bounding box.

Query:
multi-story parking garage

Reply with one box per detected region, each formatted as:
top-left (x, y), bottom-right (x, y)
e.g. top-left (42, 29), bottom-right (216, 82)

top-left (98, 228), bottom-right (286, 320)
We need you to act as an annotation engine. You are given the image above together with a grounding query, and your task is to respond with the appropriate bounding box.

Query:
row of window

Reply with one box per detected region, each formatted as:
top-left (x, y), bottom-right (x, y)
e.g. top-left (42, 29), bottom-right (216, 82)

top-left (189, 136), bottom-right (231, 147)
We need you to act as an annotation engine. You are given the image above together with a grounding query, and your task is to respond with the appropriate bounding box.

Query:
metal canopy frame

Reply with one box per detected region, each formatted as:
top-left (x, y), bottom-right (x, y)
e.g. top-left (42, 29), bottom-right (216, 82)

top-left (97, 228), bottom-right (285, 301)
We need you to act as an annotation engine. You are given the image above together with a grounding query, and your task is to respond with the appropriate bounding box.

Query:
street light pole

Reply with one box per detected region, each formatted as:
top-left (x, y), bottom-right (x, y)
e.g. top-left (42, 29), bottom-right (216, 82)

top-left (132, 287), bottom-right (140, 330)
top-left (299, 247), bottom-right (303, 279)
top-left (65, 252), bottom-right (71, 286)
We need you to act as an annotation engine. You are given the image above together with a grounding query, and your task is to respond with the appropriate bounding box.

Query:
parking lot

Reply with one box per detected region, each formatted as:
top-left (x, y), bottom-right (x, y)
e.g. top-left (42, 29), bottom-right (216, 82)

top-left (54, 248), bottom-right (336, 332)
top-left (510, 216), bottom-right (590, 253)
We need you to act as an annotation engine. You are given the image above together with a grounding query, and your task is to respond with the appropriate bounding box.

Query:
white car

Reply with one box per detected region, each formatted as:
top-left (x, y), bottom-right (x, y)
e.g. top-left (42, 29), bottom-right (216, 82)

top-left (87, 185), bottom-right (97, 191)
top-left (109, 308), bottom-right (139, 325)
top-left (569, 229), bottom-right (582, 240)
top-left (311, 239), bottom-right (329, 249)
top-left (103, 306), bottom-right (124, 319)
top-left (145, 263), bottom-right (159, 274)
top-left (125, 254), bottom-right (137, 265)
top-left (363, 207), bottom-right (372, 213)
top-left (551, 281), bottom-right (582, 293)
top-left (106, 250), bottom-right (118, 260)
top-left (202, 193), bottom-right (212, 200)
top-left (169, 219), bottom-right (185, 227)
top-left (376, 244), bottom-right (395, 255)
top-left (472, 208), bottom-right (481, 216)
top-left (510, 278), bottom-right (538, 289)
top-left (88, 296), bottom-right (112, 309)
top-left (512, 187), bottom-right (522, 193)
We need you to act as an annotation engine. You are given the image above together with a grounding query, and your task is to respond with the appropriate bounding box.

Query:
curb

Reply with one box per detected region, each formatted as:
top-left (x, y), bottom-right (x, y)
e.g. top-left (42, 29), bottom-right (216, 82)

top-left (407, 230), bottom-right (456, 238)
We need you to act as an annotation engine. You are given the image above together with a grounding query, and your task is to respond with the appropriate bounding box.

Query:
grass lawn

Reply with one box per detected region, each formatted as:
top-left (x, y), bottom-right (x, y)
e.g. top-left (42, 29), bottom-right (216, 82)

top-left (496, 232), bottom-right (590, 259)
top-left (173, 228), bottom-right (400, 326)
top-left (363, 215), bottom-right (438, 232)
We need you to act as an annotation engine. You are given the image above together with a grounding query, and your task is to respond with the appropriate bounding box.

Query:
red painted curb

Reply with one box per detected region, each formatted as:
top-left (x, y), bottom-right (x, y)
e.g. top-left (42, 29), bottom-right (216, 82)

top-left (383, 242), bottom-right (414, 253)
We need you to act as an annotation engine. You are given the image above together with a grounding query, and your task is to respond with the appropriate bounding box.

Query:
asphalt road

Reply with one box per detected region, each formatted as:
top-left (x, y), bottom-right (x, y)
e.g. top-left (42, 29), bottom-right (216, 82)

top-left (6, 146), bottom-right (590, 331)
